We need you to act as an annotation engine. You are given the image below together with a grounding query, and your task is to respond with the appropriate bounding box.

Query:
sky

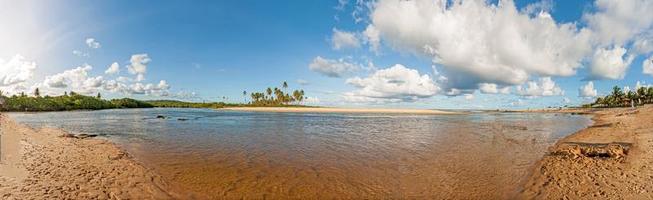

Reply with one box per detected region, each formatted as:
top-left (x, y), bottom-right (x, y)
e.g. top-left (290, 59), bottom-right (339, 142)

top-left (1, 0), bottom-right (653, 109)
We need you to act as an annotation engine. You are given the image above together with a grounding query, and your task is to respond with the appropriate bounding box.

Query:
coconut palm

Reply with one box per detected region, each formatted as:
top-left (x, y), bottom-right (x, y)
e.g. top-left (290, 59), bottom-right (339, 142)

top-left (637, 87), bottom-right (647, 105)
top-left (266, 87), bottom-right (273, 100)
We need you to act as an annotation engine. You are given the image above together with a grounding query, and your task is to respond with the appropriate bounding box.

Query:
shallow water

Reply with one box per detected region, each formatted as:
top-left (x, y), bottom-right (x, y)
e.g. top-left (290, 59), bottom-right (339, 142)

top-left (9, 108), bottom-right (591, 199)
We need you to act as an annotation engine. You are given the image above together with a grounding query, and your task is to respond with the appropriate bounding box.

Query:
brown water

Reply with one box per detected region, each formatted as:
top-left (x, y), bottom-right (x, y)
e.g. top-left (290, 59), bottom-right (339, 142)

top-left (10, 108), bottom-right (591, 199)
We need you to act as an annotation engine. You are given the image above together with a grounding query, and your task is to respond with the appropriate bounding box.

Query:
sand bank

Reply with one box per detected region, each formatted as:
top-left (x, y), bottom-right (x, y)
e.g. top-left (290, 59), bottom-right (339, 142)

top-left (519, 105), bottom-right (653, 199)
top-left (0, 114), bottom-right (191, 199)
top-left (222, 107), bottom-right (457, 114)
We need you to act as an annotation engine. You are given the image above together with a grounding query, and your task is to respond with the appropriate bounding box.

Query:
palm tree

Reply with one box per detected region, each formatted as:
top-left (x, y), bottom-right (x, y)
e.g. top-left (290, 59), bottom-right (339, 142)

top-left (266, 87), bottom-right (273, 100)
top-left (611, 86), bottom-right (624, 106)
top-left (282, 81), bottom-right (288, 94)
top-left (34, 88), bottom-right (40, 97)
top-left (273, 87), bottom-right (282, 103)
top-left (243, 90), bottom-right (247, 103)
top-left (292, 90), bottom-right (302, 105)
top-left (626, 91), bottom-right (636, 107)
top-left (637, 87), bottom-right (647, 105)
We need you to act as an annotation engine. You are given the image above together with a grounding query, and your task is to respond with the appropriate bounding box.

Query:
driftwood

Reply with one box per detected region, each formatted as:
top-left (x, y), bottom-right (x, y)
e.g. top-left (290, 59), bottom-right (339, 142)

top-left (551, 142), bottom-right (631, 159)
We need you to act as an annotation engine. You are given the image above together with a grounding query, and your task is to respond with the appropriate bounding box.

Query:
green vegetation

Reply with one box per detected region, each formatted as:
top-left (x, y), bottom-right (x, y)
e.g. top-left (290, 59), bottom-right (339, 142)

top-left (0, 90), bottom-right (147, 112)
top-left (0, 81), bottom-right (310, 112)
top-left (146, 100), bottom-right (231, 109)
top-left (585, 86), bottom-right (653, 108)
top-left (247, 81), bottom-right (306, 106)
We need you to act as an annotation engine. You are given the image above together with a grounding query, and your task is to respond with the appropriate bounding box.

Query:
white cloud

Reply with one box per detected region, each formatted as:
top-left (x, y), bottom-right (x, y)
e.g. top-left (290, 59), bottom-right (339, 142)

top-left (635, 81), bottom-right (652, 89)
top-left (588, 46), bottom-right (634, 80)
top-left (366, 0), bottom-right (592, 89)
top-left (343, 64), bottom-right (440, 102)
top-left (297, 79), bottom-right (309, 85)
top-left (583, 0), bottom-right (653, 47)
top-left (363, 25), bottom-right (381, 53)
top-left (579, 81), bottom-right (598, 97)
top-left (643, 56), bottom-right (653, 76)
top-left (331, 28), bottom-right (360, 50)
top-left (72, 50), bottom-right (89, 57)
top-left (309, 56), bottom-right (360, 77)
top-left (521, 0), bottom-right (553, 16)
top-left (0, 54), bottom-right (36, 86)
top-left (43, 64), bottom-right (105, 95)
top-left (464, 93), bottom-right (474, 100)
top-left (105, 62), bottom-right (120, 75)
top-left (116, 76), bottom-right (131, 83)
top-left (633, 37), bottom-right (653, 54)
top-left (127, 54), bottom-right (150, 81)
top-left (303, 96), bottom-right (320, 104)
top-left (85, 38), bottom-right (101, 49)
top-left (478, 83), bottom-right (510, 94)
top-left (516, 77), bottom-right (563, 97)
top-left (103, 79), bottom-right (170, 96)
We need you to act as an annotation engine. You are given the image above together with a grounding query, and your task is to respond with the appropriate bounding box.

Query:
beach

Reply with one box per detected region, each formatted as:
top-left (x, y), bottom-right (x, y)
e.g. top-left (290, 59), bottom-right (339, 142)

top-left (519, 105), bottom-right (653, 199)
top-left (0, 105), bottom-right (651, 199)
top-left (222, 107), bottom-right (457, 114)
top-left (0, 114), bottom-right (191, 199)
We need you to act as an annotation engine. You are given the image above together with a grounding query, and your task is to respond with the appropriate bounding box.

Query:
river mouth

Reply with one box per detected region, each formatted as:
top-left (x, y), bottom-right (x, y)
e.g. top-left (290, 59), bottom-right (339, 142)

top-left (9, 108), bottom-right (591, 199)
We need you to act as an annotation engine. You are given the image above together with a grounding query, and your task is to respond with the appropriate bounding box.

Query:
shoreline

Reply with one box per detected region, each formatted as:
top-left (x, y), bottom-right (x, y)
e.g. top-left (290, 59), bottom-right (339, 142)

top-left (518, 105), bottom-right (653, 199)
top-left (0, 114), bottom-right (194, 199)
top-left (221, 106), bottom-right (458, 114)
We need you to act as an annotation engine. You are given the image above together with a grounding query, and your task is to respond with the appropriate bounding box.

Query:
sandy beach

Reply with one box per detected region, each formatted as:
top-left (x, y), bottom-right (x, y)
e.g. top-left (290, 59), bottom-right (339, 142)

top-left (0, 114), bottom-right (191, 199)
top-left (519, 105), bottom-right (653, 199)
top-left (222, 107), bottom-right (457, 114)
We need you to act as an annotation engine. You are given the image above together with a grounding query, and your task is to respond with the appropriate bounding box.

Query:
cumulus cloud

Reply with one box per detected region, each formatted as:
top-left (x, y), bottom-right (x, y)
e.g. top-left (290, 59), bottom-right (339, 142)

top-left (103, 79), bottom-right (170, 96)
top-left (85, 38), bottom-right (101, 49)
top-left (343, 64), bottom-right (439, 102)
top-left (0, 54), bottom-right (36, 86)
top-left (588, 46), bottom-right (634, 80)
top-left (643, 56), bottom-right (653, 76)
top-left (579, 81), bottom-right (598, 97)
top-left (127, 54), bottom-right (151, 81)
top-left (516, 77), bottom-right (563, 97)
top-left (42, 64), bottom-right (105, 94)
top-left (584, 0), bottom-right (653, 47)
top-left (309, 56), bottom-right (360, 77)
top-left (331, 28), bottom-right (361, 50)
top-left (366, 0), bottom-right (592, 90)
top-left (105, 62), bottom-right (120, 75)
top-left (478, 83), bottom-right (511, 94)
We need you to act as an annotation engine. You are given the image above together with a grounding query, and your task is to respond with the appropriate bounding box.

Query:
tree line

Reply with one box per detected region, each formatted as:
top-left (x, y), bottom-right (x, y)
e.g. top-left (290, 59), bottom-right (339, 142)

top-left (0, 81), bottom-right (309, 112)
top-left (587, 86), bottom-right (653, 108)
top-left (0, 89), bottom-right (154, 112)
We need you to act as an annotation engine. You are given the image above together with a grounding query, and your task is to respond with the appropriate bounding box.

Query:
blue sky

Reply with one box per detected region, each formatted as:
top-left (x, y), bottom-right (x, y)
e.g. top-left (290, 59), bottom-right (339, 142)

top-left (1, 0), bottom-right (653, 109)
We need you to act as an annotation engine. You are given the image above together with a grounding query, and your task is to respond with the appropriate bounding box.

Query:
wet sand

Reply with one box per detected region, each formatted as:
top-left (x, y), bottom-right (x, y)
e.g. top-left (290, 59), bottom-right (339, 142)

top-left (519, 105), bottom-right (653, 199)
top-left (223, 106), bottom-right (457, 114)
top-left (0, 114), bottom-right (190, 199)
